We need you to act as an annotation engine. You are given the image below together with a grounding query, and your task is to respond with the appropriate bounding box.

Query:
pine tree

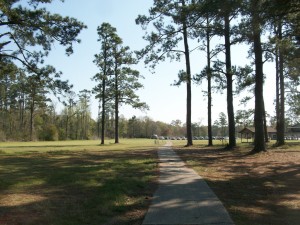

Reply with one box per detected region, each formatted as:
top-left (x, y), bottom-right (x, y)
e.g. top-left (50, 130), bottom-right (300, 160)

top-left (136, 0), bottom-right (195, 146)
top-left (0, 0), bottom-right (86, 72)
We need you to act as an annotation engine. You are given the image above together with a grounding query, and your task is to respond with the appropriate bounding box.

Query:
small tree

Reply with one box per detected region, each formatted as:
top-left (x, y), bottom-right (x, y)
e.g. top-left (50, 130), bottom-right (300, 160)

top-left (218, 112), bottom-right (228, 139)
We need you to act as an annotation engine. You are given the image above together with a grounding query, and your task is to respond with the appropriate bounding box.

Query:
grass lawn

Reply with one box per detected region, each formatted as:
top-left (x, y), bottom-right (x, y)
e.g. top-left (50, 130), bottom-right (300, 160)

top-left (174, 140), bottom-right (300, 225)
top-left (0, 139), bottom-right (162, 225)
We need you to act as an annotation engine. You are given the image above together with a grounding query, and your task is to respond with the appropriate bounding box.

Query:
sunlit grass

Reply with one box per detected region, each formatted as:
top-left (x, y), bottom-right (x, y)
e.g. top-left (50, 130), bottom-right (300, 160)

top-left (0, 138), bottom-right (165, 153)
top-left (0, 139), bottom-right (160, 225)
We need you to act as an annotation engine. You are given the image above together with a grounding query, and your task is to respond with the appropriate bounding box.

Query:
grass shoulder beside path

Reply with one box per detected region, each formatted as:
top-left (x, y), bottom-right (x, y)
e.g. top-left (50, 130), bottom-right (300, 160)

top-left (173, 140), bottom-right (300, 225)
top-left (0, 139), bottom-right (162, 225)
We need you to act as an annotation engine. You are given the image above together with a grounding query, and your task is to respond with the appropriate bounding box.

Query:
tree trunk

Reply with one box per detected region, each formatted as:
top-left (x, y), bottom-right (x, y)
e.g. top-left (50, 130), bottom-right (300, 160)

top-left (182, 1), bottom-right (193, 146)
top-left (263, 101), bottom-right (269, 142)
top-left (97, 102), bottom-right (101, 138)
top-left (101, 77), bottom-right (105, 145)
top-left (30, 100), bottom-right (34, 141)
top-left (275, 28), bottom-right (281, 143)
top-left (206, 16), bottom-right (213, 146)
top-left (3, 76), bottom-right (9, 136)
top-left (66, 114), bottom-right (69, 139)
top-left (115, 72), bottom-right (119, 144)
top-left (277, 20), bottom-right (285, 146)
top-left (251, 1), bottom-right (266, 153)
top-left (19, 92), bottom-right (25, 132)
top-left (224, 13), bottom-right (236, 149)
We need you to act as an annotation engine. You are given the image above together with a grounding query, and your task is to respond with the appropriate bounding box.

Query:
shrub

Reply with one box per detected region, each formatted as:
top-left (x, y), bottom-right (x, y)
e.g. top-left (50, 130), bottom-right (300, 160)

top-left (39, 125), bottom-right (58, 141)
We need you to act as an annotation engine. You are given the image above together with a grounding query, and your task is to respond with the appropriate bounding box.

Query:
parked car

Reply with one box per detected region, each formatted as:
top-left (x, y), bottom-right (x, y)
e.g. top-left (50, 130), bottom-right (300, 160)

top-left (150, 134), bottom-right (158, 139)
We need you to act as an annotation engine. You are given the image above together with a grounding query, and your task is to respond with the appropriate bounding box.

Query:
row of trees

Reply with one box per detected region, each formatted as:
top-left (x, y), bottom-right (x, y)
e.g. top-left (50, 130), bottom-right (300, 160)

top-left (136, 0), bottom-right (299, 152)
top-left (1, 1), bottom-right (299, 153)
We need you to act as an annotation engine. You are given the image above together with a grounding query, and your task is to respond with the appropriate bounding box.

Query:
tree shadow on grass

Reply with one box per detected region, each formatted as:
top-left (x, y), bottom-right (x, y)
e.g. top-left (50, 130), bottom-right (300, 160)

top-left (0, 148), bottom-right (158, 225)
top-left (175, 147), bottom-right (300, 225)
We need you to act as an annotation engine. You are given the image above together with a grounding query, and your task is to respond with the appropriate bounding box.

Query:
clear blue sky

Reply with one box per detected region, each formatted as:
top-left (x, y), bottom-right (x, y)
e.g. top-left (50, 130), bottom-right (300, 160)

top-left (43, 0), bottom-right (276, 125)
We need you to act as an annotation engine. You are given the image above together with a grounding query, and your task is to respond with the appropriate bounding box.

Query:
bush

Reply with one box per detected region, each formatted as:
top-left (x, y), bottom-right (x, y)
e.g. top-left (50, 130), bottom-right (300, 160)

top-left (39, 125), bottom-right (58, 141)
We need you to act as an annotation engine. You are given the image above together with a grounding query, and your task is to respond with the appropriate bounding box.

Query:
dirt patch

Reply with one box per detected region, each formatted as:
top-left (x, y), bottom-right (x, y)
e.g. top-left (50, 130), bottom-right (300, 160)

top-left (174, 146), bottom-right (300, 225)
top-left (0, 193), bottom-right (47, 207)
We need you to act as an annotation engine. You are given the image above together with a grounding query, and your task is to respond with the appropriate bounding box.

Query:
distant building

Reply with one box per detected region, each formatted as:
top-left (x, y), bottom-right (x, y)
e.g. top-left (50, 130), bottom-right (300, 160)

top-left (286, 124), bottom-right (300, 140)
top-left (238, 127), bottom-right (277, 142)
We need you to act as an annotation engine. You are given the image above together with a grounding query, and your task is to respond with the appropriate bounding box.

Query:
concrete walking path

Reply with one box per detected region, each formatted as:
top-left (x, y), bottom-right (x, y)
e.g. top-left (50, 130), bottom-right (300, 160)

top-left (142, 144), bottom-right (234, 225)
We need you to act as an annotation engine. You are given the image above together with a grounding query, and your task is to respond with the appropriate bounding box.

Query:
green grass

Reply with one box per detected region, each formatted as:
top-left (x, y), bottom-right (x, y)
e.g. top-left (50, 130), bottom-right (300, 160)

top-left (0, 138), bottom-right (165, 152)
top-left (0, 139), bottom-right (161, 225)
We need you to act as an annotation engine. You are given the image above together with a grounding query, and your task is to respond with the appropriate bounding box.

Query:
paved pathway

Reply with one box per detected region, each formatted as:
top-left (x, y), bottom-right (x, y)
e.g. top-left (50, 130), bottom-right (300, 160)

top-left (142, 144), bottom-right (234, 225)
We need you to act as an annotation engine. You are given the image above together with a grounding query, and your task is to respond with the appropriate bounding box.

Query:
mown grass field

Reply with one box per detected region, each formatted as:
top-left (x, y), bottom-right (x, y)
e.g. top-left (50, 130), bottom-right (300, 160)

top-left (0, 139), bottom-right (162, 225)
